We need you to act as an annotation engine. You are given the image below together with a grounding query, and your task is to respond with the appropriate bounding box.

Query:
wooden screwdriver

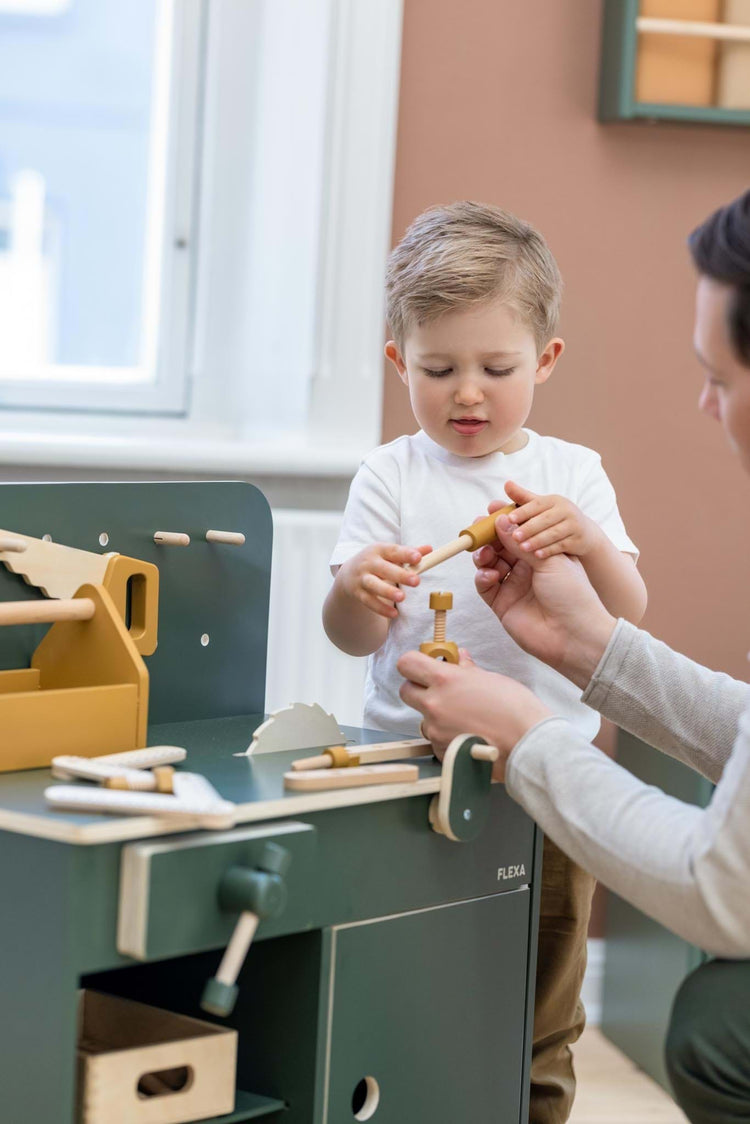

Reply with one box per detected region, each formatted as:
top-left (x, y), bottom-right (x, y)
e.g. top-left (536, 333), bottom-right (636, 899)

top-left (411, 504), bottom-right (516, 575)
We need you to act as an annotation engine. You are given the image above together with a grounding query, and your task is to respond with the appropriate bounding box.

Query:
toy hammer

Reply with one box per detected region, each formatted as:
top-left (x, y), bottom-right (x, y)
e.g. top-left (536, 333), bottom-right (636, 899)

top-left (412, 504), bottom-right (516, 575)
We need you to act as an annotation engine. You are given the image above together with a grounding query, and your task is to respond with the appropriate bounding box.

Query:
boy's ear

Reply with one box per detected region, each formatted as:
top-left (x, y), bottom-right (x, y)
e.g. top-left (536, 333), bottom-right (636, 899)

top-left (535, 337), bottom-right (564, 385)
top-left (385, 340), bottom-right (409, 385)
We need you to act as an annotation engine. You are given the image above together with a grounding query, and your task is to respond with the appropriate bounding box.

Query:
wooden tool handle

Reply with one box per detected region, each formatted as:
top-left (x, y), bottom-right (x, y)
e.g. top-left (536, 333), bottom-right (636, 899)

top-left (459, 504), bottom-right (516, 550)
top-left (413, 536), bottom-right (471, 575)
top-left (284, 763), bottom-right (419, 791)
top-left (0, 597), bottom-right (95, 626)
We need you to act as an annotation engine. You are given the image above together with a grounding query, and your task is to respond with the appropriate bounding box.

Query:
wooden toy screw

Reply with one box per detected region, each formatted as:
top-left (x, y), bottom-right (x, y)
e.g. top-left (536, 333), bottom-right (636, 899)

top-left (420, 591), bottom-right (459, 663)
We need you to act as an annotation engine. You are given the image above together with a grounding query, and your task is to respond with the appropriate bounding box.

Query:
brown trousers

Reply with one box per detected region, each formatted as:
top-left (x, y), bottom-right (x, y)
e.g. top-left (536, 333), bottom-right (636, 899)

top-left (529, 835), bottom-right (597, 1124)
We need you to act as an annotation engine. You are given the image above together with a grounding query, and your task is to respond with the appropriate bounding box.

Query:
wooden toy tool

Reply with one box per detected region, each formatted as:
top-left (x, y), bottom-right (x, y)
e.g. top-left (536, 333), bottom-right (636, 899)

top-left (284, 763), bottom-right (419, 791)
top-left (420, 591), bottom-right (459, 663)
top-left (291, 737), bottom-right (432, 771)
top-left (245, 702), bottom-right (345, 756)
top-left (52, 746), bottom-right (186, 784)
top-left (44, 772), bottom-right (236, 829)
top-left (429, 735), bottom-right (500, 842)
top-left (201, 842), bottom-right (291, 1017)
top-left (0, 531), bottom-right (160, 771)
top-left (412, 505), bottom-right (516, 575)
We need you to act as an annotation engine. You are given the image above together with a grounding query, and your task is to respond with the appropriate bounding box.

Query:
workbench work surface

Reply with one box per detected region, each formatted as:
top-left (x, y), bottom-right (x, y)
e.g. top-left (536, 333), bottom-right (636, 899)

top-left (0, 715), bottom-right (444, 845)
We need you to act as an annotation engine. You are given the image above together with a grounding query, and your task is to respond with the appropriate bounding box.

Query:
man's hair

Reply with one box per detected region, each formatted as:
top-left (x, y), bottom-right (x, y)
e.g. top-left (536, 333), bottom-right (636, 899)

top-left (688, 190), bottom-right (750, 367)
top-left (385, 201), bottom-right (562, 352)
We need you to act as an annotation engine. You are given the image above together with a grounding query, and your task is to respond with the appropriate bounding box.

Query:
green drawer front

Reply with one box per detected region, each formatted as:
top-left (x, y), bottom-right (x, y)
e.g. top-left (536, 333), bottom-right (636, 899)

top-left (118, 787), bottom-right (536, 963)
top-left (118, 821), bottom-right (318, 961)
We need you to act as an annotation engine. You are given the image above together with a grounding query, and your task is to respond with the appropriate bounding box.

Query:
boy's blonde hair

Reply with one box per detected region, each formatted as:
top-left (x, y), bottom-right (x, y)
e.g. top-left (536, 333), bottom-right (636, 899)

top-left (385, 201), bottom-right (562, 352)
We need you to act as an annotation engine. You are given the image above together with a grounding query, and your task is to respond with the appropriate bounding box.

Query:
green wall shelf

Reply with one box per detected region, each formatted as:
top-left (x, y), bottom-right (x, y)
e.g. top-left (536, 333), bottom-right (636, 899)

top-left (599, 0), bottom-right (750, 126)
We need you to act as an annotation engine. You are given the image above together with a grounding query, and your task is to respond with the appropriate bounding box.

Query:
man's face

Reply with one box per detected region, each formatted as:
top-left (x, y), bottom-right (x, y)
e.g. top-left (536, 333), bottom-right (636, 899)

top-left (385, 297), bottom-right (562, 458)
top-left (695, 276), bottom-right (750, 474)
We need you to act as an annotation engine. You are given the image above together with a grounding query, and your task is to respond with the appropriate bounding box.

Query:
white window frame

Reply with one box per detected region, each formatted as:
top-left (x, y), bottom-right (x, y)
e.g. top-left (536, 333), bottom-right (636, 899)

top-left (0, 0), bottom-right (403, 474)
top-left (0, 0), bottom-right (204, 415)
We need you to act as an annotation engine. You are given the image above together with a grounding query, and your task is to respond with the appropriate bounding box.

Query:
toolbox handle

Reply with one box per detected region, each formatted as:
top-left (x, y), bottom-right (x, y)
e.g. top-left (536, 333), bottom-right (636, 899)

top-left (0, 597), bottom-right (95, 626)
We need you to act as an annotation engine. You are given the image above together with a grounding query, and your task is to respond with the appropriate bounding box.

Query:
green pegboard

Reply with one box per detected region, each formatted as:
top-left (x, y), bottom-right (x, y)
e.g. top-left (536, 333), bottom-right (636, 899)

top-left (0, 481), bottom-right (272, 723)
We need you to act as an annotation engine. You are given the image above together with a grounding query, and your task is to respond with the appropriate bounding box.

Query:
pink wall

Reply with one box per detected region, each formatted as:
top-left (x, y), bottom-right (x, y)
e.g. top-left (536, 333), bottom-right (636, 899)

top-left (385, 0), bottom-right (750, 681)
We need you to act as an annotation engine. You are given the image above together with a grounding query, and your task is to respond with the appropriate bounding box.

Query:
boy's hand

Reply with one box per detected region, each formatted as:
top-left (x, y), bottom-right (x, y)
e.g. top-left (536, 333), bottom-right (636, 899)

top-left (501, 480), bottom-right (602, 560)
top-left (338, 543), bottom-right (431, 620)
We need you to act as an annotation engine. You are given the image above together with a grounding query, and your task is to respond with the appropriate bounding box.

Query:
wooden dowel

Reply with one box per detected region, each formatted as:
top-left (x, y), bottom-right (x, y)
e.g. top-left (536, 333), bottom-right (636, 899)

top-left (154, 531), bottom-right (190, 546)
top-left (413, 535), bottom-right (473, 575)
top-left (637, 16), bottom-right (750, 42)
top-left (0, 597), bottom-right (95, 626)
top-left (0, 537), bottom-right (27, 554)
top-left (470, 745), bottom-right (500, 763)
top-left (205, 530), bottom-right (246, 545)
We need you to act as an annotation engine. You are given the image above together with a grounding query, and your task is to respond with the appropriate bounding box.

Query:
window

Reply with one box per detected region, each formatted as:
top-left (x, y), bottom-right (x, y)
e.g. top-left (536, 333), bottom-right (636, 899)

top-left (0, 0), bottom-right (201, 412)
top-left (0, 0), bottom-right (403, 468)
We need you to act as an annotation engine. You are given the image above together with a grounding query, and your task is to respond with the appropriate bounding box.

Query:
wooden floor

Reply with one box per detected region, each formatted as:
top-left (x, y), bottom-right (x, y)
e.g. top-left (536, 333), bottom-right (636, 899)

top-left (569, 1027), bottom-right (689, 1123)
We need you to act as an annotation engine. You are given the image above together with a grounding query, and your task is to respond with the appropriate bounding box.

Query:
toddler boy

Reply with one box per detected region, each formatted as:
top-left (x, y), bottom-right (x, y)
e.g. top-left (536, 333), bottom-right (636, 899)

top-left (323, 201), bottom-right (647, 1124)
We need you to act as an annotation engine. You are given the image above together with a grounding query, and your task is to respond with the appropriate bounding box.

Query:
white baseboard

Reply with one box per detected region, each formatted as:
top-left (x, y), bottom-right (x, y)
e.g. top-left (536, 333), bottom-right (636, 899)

top-left (582, 938), bottom-right (604, 1026)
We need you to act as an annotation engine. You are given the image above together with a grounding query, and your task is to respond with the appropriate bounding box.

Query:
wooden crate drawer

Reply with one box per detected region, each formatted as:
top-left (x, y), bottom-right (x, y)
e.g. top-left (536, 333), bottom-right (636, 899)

top-left (77, 990), bottom-right (237, 1124)
top-left (118, 821), bottom-right (317, 960)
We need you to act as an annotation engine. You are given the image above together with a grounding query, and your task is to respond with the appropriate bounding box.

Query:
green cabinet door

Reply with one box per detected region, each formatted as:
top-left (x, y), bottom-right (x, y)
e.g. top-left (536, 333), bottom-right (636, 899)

top-left (324, 887), bottom-right (531, 1123)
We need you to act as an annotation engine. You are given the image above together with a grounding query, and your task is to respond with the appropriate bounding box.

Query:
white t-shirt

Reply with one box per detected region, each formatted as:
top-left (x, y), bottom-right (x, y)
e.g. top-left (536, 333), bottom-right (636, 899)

top-left (329, 428), bottom-right (638, 740)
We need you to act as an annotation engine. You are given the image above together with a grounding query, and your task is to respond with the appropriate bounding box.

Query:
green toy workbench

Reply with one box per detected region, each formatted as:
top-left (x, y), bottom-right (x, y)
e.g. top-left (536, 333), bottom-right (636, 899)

top-left (0, 482), bottom-right (542, 1124)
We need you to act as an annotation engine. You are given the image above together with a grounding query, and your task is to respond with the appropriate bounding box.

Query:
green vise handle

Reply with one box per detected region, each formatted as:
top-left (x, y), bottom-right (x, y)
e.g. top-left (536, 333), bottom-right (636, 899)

top-left (201, 841), bottom-right (291, 1017)
top-left (429, 734), bottom-right (499, 843)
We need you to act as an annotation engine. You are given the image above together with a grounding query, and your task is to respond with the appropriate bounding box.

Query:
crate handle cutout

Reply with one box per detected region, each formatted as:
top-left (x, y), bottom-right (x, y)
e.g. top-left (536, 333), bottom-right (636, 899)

top-left (136, 1065), bottom-right (194, 1099)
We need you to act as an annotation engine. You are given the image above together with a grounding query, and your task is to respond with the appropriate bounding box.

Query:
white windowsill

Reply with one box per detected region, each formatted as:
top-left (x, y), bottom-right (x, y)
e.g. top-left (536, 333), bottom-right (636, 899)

top-left (0, 430), bottom-right (364, 477)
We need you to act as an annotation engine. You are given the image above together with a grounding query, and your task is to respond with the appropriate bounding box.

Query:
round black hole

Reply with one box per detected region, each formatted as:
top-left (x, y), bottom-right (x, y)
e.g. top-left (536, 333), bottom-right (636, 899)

top-left (352, 1080), bottom-right (367, 1114)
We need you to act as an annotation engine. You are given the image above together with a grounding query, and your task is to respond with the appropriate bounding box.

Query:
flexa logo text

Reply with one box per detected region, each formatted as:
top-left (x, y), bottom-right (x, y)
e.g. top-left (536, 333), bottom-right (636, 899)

top-left (497, 864), bottom-right (526, 880)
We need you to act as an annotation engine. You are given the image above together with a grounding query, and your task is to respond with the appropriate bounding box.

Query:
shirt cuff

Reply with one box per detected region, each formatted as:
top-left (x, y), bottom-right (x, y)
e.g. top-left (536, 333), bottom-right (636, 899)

top-left (581, 618), bottom-right (639, 713)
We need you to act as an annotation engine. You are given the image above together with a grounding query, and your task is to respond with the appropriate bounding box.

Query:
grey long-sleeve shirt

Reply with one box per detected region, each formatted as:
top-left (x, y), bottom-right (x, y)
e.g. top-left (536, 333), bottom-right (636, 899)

top-left (505, 619), bottom-right (750, 957)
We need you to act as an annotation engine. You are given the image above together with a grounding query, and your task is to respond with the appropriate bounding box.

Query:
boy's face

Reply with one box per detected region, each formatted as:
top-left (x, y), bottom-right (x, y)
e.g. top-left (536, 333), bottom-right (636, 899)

top-left (695, 276), bottom-right (750, 475)
top-left (386, 298), bottom-right (563, 458)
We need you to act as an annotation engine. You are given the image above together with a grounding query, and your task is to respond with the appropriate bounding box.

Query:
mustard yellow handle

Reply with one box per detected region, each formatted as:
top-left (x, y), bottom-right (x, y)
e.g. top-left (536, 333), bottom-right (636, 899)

top-left (459, 504), bottom-right (516, 550)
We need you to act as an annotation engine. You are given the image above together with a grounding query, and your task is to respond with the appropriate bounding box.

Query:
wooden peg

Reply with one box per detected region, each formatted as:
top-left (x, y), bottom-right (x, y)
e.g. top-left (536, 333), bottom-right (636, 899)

top-left (470, 745), bottom-right (499, 763)
top-left (0, 537), bottom-right (27, 553)
top-left (205, 530), bottom-right (246, 545)
top-left (0, 597), bottom-right (95, 626)
top-left (153, 532), bottom-right (190, 546)
top-left (291, 738), bottom-right (432, 771)
top-left (284, 763), bottom-right (419, 790)
top-left (413, 505), bottom-right (516, 575)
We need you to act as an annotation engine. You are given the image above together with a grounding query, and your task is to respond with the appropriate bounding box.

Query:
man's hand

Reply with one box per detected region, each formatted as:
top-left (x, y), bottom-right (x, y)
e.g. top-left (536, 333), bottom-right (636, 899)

top-left (502, 480), bottom-right (603, 559)
top-left (336, 543), bottom-right (432, 619)
top-left (473, 507), bottom-right (618, 688)
top-left (397, 649), bottom-right (551, 778)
